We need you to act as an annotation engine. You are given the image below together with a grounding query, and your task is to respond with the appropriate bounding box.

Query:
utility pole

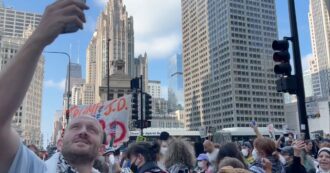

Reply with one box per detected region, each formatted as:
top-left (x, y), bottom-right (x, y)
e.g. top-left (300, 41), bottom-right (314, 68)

top-left (288, 0), bottom-right (310, 139)
top-left (107, 38), bottom-right (111, 101)
top-left (140, 75), bottom-right (144, 136)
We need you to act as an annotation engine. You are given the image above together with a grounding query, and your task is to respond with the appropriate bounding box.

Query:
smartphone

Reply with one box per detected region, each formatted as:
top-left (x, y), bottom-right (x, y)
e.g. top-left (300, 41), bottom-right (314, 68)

top-left (62, 0), bottom-right (87, 33)
top-left (296, 133), bottom-right (305, 140)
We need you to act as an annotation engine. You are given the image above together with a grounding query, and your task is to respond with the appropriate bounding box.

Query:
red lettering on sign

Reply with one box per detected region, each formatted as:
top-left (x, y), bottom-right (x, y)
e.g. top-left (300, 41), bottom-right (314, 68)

top-left (109, 121), bottom-right (127, 144)
top-left (104, 99), bottom-right (118, 116)
top-left (117, 98), bottom-right (127, 112)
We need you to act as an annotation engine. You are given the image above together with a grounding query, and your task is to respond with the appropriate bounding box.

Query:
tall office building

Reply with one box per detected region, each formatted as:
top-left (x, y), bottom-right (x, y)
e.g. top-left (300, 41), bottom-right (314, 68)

top-left (148, 80), bottom-right (161, 98)
top-left (86, 0), bottom-right (147, 103)
top-left (309, 0), bottom-right (330, 98)
top-left (0, 7), bottom-right (41, 37)
top-left (63, 63), bottom-right (84, 110)
top-left (0, 6), bottom-right (43, 146)
top-left (182, 0), bottom-right (285, 130)
top-left (304, 70), bottom-right (314, 98)
top-left (0, 35), bottom-right (44, 146)
top-left (309, 56), bottom-right (322, 97)
top-left (168, 54), bottom-right (184, 112)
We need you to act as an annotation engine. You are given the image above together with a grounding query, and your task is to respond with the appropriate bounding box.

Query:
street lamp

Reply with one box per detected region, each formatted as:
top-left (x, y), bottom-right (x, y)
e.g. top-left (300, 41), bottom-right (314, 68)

top-left (44, 51), bottom-right (71, 127)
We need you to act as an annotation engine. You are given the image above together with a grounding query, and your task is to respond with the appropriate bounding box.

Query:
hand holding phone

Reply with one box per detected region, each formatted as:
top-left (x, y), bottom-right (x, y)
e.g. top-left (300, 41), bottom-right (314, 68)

top-left (62, 0), bottom-right (87, 33)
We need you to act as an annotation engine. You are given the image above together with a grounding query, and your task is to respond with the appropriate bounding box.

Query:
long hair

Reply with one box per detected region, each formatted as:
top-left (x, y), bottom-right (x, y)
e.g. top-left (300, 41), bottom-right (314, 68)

top-left (165, 138), bottom-right (196, 169)
top-left (217, 142), bottom-right (248, 169)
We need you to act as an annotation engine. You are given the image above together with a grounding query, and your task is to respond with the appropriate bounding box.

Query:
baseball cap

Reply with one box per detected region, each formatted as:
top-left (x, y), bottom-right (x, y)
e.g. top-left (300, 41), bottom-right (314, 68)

top-left (280, 146), bottom-right (294, 156)
top-left (197, 153), bottom-right (209, 161)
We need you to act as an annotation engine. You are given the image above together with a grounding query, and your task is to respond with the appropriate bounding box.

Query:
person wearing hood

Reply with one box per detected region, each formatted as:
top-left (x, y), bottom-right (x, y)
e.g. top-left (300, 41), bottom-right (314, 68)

top-left (249, 137), bottom-right (285, 173)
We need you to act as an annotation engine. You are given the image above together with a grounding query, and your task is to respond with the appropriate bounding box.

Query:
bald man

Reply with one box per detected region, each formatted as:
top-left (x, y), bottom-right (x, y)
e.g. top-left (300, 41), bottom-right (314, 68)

top-left (0, 0), bottom-right (105, 172)
top-left (203, 140), bottom-right (219, 172)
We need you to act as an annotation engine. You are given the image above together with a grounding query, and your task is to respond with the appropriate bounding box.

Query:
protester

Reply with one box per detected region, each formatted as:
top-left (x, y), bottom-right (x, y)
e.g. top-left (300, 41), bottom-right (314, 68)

top-left (217, 142), bottom-right (248, 169)
top-left (165, 138), bottom-right (196, 173)
top-left (279, 146), bottom-right (294, 167)
top-left (194, 153), bottom-right (211, 173)
top-left (249, 137), bottom-right (285, 173)
top-left (305, 140), bottom-right (318, 159)
top-left (284, 140), bottom-right (307, 173)
top-left (218, 157), bottom-right (246, 170)
top-left (316, 147), bottom-right (330, 173)
top-left (127, 141), bottom-right (165, 173)
top-left (241, 141), bottom-right (255, 166)
top-left (203, 140), bottom-right (219, 172)
top-left (0, 1), bottom-right (101, 172)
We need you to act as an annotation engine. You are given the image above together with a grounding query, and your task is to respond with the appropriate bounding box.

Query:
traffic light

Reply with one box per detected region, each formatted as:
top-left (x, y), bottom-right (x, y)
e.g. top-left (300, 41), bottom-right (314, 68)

top-left (272, 39), bottom-right (297, 94)
top-left (143, 120), bottom-right (151, 128)
top-left (131, 92), bottom-right (138, 120)
top-left (133, 120), bottom-right (142, 128)
top-left (144, 93), bottom-right (152, 120)
top-left (272, 40), bottom-right (291, 76)
top-left (131, 77), bottom-right (140, 90)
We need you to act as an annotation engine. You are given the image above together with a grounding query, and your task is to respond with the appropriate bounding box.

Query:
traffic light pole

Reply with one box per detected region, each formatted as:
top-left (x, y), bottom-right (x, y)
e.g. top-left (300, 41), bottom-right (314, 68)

top-left (288, 0), bottom-right (310, 139)
top-left (140, 75), bottom-right (144, 136)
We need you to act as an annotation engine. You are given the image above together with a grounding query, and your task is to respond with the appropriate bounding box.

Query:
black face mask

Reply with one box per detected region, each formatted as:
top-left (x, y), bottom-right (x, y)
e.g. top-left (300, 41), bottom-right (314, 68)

top-left (130, 164), bottom-right (138, 173)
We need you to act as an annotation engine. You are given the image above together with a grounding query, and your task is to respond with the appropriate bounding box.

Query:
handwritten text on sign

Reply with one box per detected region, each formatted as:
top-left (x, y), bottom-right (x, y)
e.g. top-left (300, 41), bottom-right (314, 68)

top-left (69, 95), bottom-right (131, 148)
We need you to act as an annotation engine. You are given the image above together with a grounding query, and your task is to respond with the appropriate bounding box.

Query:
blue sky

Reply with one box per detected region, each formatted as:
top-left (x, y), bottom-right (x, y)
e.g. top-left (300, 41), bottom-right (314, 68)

top-left (2, 0), bottom-right (311, 147)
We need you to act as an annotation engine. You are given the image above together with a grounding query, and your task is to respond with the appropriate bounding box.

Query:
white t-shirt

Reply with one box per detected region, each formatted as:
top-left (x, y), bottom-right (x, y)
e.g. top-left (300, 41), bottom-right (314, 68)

top-left (8, 141), bottom-right (47, 173)
top-left (207, 148), bottom-right (219, 172)
top-left (8, 141), bottom-right (100, 173)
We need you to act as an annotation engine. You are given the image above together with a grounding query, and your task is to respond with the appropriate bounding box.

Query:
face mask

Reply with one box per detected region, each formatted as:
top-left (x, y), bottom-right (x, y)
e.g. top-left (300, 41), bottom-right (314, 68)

top-left (279, 154), bottom-right (287, 165)
top-left (252, 149), bottom-right (259, 161)
top-left (109, 154), bottom-right (115, 164)
top-left (241, 149), bottom-right (249, 157)
top-left (160, 147), bottom-right (168, 155)
top-left (198, 161), bottom-right (205, 168)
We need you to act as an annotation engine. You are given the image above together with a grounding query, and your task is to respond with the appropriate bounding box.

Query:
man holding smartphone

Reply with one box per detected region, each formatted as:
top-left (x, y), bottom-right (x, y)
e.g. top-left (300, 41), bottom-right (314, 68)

top-left (0, 1), bottom-right (107, 173)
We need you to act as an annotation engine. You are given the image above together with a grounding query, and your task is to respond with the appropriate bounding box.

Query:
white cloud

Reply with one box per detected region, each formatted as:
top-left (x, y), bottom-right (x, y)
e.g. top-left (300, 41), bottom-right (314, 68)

top-left (91, 0), bottom-right (182, 59)
top-left (124, 0), bottom-right (182, 59)
top-left (160, 85), bottom-right (168, 100)
top-left (135, 33), bottom-right (181, 58)
top-left (302, 53), bottom-right (313, 72)
top-left (44, 79), bottom-right (66, 91)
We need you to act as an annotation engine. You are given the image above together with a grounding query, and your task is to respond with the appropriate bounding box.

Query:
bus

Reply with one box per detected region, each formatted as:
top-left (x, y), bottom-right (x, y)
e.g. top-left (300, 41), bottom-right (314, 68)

top-left (216, 127), bottom-right (286, 142)
top-left (129, 128), bottom-right (201, 142)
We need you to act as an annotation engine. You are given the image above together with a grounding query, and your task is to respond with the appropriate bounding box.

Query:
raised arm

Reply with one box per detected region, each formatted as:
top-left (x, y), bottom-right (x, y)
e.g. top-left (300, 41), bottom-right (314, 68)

top-left (0, 0), bottom-right (88, 171)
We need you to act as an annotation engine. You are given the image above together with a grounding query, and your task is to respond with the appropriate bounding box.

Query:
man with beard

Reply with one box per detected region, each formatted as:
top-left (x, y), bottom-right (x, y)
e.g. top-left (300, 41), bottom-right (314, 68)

top-left (0, 0), bottom-right (105, 172)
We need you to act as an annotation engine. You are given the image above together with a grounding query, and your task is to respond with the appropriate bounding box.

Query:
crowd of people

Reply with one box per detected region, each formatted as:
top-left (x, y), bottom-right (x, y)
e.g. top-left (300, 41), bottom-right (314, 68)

top-left (1, 0), bottom-right (330, 173)
top-left (56, 128), bottom-right (329, 173)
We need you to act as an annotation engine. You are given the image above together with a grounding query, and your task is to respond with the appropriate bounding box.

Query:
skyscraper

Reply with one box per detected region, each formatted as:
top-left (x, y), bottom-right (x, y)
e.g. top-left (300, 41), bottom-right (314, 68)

top-left (148, 80), bottom-right (161, 98)
top-left (168, 54), bottom-right (184, 113)
top-left (308, 0), bottom-right (330, 98)
top-left (309, 56), bottom-right (322, 97)
top-left (0, 35), bottom-right (44, 146)
top-left (86, 0), bottom-right (147, 103)
top-left (182, 0), bottom-right (285, 130)
top-left (0, 6), bottom-right (43, 146)
top-left (0, 7), bottom-right (41, 37)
